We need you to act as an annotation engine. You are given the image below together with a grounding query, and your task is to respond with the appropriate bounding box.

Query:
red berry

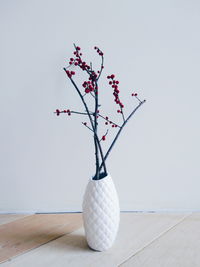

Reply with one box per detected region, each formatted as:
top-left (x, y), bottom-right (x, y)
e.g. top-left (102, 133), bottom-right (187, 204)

top-left (105, 116), bottom-right (109, 120)
top-left (94, 46), bottom-right (97, 50)
top-left (71, 71), bottom-right (75, 75)
top-left (116, 81), bottom-right (119, 84)
top-left (117, 110), bottom-right (121, 113)
top-left (102, 136), bottom-right (106, 141)
top-left (112, 125), bottom-right (115, 127)
top-left (107, 76), bottom-right (110, 79)
top-left (109, 81), bottom-right (112, 85)
top-left (76, 46), bottom-right (81, 50)
top-left (111, 74), bottom-right (115, 79)
top-left (83, 122), bottom-right (87, 125)
top-left (105, 122), bottom-right (108, 125)
top-left (66, 70), bottom-right (72, 78)
top-left (135, 93), bottom-right (138, 96)
top-left (68, 112), bottom-right (71, 116)
top-left (63, 110), bottom-right (67, 113)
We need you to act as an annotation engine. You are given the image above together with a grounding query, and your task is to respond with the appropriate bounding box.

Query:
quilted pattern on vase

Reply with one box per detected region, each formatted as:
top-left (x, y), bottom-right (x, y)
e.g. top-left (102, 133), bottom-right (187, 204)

top-left (82, 174), bottom-right (120, 251)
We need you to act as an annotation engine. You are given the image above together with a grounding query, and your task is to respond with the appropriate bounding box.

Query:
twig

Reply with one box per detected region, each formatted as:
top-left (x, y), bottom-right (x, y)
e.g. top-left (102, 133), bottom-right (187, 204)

top-left (97, 113), bottom-right (121, 128)
top-left (97, 55), bottom-right (104, 81)
top-left (71, 111), bottom-right (89, 115)
top-left (120, 106), bottom-right (125, 123)
top-left (82, 122), bottom-right (93, 132)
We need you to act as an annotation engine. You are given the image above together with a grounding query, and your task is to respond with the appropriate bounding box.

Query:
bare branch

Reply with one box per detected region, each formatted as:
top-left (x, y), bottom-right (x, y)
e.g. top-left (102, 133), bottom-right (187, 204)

top-left (82, 122), bottom-right (93, 132)
top-left (99, 100), bottom-right (146, 172)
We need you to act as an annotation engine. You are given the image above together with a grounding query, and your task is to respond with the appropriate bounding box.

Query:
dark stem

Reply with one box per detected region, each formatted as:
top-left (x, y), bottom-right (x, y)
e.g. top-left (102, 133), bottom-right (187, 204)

top-left (94, 82), bottom-right (100, 179)
top-left (120, 106), bottom-right (125, 122)
top-left (99, 100), bottom-right (146, 172)
top-left (71, 111), bottom-right (89, 115)
top-left (82, 122), bottom-right (93, 132)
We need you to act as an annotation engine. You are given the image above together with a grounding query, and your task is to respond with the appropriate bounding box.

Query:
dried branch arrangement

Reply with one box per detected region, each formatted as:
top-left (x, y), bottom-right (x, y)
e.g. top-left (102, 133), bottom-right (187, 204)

top-left (55, 44), bottom-right (146, 180)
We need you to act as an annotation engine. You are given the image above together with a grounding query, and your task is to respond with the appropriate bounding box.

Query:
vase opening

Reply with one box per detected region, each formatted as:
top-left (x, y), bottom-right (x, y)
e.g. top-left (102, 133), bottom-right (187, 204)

top-left (92, 172), bottom-right (108, 180)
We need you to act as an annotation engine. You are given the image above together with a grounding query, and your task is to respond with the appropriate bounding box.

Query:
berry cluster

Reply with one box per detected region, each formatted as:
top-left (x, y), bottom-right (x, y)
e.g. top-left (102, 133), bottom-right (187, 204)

top-left (132, 93), bottom-right (138, 96)
top-left (94, 46), bottom-right (104, 56)
top-left (82, 80), bottom-right (95, 94)
top-left (55, 109), bottom-right (71, 116)
top-left (69, 46), bottom-right (91, 71)
top-left (89, 71), bottom-right (98, 82)
top-left (65, 70), bottom-right (75, 78)
top-left (104, 116), bottom-right (117, 128)
top-left (107, 75), bottom-right (124, 112)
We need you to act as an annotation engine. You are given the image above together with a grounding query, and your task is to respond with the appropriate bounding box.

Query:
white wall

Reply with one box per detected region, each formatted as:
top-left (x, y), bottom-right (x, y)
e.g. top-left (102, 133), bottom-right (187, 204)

top-left (0, 0), bottom-right (200, 213)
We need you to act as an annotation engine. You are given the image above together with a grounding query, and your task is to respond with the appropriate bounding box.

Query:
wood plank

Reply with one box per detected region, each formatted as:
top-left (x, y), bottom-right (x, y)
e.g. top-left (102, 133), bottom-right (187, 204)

top-left (0, 213), bottom-right (82, 264)
top-left (120, 213), bottom-right (200, 267)
top-left (0, 213), bottom-right (189, 267)
top-left (0, 215), bottom-right (32, 226)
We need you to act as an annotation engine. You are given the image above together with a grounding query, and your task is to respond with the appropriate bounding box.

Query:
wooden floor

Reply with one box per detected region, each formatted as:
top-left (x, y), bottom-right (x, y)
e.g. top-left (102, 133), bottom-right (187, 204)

top-left (0, 212), bottom-right (199, 266)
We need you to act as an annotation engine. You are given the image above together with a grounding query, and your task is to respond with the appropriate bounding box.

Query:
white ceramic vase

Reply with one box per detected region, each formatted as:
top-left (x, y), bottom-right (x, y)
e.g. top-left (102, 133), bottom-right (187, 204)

top-left (82, 173), bottom-right (120, 251)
